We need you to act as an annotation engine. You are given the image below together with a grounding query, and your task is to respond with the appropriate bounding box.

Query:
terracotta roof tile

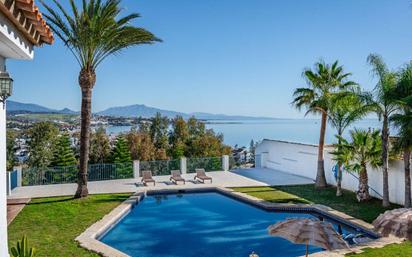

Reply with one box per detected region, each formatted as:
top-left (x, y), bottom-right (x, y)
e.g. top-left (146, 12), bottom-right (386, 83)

top-left (0, 0), bottom-right (53, 45)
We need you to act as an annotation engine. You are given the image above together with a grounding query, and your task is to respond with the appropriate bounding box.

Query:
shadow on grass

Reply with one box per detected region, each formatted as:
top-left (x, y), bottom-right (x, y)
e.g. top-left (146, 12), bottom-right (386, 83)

top-left (91, 195), bottom-right (130, 203)
top-left (28, 194), bottom-right (131, 205)
top-left (28, 197), bottom-right (75, 205)
top-left (266, 198), bottom-right (310, 204)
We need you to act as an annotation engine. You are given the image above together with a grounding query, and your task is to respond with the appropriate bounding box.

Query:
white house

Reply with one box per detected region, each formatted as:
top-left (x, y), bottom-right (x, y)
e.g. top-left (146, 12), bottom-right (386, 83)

top-left (0, 0), bottom-right (53, 255)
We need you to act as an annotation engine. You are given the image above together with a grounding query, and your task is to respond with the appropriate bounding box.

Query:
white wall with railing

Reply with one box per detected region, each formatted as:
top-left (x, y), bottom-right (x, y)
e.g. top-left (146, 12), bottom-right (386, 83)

top-left (255, 139), bottom-right (410, 205)
top-left (9, 155), bottom-right (231, 191)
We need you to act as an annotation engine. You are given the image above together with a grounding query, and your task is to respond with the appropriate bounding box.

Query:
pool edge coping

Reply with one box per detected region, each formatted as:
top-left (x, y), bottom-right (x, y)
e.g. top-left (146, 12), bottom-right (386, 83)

top-left (76, 186), bottom-right (404, 257)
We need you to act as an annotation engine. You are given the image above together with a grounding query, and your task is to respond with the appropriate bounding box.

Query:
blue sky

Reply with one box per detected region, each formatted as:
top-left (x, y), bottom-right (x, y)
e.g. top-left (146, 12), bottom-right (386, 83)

top-left (7, 0), bottom-right (412, 118)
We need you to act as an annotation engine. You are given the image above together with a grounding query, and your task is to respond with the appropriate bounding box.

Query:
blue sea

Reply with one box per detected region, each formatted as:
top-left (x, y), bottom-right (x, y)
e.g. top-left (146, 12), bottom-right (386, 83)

top-left (106, 118), bottom-right (382, 147)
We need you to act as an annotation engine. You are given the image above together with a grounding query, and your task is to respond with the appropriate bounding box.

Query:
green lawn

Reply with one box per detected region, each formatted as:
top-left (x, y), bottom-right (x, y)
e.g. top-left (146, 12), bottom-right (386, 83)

top-left (346, 241), bottom-right (412, 257)
top-left (233, 186), bottom-right (311, 204)
top-left (8, 194), bottom-right (130, 257)
top-left (233, 184), bottom-right (398, 223)
top-left (232, 185), bottom-right (412, 256)
top-left (7, 186), bottom-right (410, 257)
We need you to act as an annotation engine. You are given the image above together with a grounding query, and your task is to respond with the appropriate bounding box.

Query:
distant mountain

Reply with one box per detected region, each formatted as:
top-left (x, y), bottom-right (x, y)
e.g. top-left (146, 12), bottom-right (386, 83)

top-left (6, 100), bottom-right (275, 120)
top-left (7, 100), bottom-right (55, 114)
top-left (57, 108), bottom-right (78, 115)
top-left (6, 100), bottom-right (78, 115)
top-left (97, 104), bottom-right (276, 120)
top-left (96, 104), bottom-right (187, 118)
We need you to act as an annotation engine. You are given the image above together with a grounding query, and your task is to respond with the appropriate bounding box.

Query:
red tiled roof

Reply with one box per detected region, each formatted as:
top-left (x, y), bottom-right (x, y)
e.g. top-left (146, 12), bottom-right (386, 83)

top-left (0, 0), bottom-right (54, 45)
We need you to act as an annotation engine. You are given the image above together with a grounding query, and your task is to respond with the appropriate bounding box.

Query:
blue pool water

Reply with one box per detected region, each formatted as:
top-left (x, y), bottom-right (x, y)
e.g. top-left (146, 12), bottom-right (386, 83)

top-left (100, 192), bottom-right (368, 257)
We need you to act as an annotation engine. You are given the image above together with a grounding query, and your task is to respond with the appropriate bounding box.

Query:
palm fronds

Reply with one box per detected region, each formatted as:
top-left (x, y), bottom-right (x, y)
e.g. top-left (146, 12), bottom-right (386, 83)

top-left (292, 60), bottom-right (357, 114)
top-left (41, 0), bottom-right (161, 70)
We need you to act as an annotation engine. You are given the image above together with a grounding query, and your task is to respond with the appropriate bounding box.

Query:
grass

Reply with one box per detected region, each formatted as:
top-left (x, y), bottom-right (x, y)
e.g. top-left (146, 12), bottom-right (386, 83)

top-left (7, 186), bottom-right (409, 256)
top-left (346, 241), bottom-right (412, 257)
top-left (233, 186), bottom-right (310, 204)
top-left (8, 193), bottom-right (130, 257)
top-left (233, 184), bottom-right (399, 223)
top-left (233, 185), bottom-right (411, 256)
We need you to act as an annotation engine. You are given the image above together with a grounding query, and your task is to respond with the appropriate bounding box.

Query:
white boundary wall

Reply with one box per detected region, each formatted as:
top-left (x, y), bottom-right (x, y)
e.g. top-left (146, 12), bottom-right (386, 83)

top-left (256, 139), bottom-right (408, 205)
top-left (0, 92), bottom-right (7, 257)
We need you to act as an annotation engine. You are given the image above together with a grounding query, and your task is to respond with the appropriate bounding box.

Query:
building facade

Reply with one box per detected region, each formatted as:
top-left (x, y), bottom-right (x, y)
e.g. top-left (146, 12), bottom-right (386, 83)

top-left (0, 0), bottom-right (53, 255)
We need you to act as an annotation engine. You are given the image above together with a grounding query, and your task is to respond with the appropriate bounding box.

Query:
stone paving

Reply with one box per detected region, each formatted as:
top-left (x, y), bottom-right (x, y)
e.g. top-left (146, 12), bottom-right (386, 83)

top-left (8, 169), bottom-right (315, 199)
top-left (8, 171), bottom-right (269, 199)
top-left (232, 167), bottom-right (314, 185)
top-left (7, 198), bottom-right (31, 225)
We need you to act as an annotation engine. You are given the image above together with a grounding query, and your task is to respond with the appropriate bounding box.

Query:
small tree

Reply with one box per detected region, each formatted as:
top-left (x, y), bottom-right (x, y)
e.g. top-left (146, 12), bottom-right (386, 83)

top-left (150, 113), bottom-right (170, 151)
top-left (126, 129), bottom-right (156, 161)
top-left (111, 136), bottom-right (132, 163)
top-left (249, 139), bottom-right (256, 164)
top-left (111, 136), bottom-right (132, 177)
top-left (336, 129), bottom-right (382, 202)
top-left (170, 141), bottom-right (185, 159)
top-left (6, 130), bottom-right (17, 170)
top-left (27, 122), bottom-right (59, 168)
top-left (169, 116), bottom-right (188, 158)
top-left (169, 116), bottom-right (189, 145)
top-left (51, 134), bottom-right (77, 167)
top-left (89, 127), bottom-right (111, 164)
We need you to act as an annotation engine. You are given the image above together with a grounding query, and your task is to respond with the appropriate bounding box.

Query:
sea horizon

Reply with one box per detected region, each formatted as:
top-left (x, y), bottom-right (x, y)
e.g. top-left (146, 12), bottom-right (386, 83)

top-left (106, 118), bottom-right (383, 147)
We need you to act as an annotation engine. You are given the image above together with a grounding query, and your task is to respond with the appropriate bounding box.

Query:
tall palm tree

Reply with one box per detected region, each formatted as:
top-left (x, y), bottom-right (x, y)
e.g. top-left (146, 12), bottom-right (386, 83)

top-left (391, 62), bottom-right (412, 207)
top-left (42, 0), bottom-right (160, 198)
top-left (367, 54), bottom-right (398, 207)
top-left (328, 92), bottom-right (370, 196)
top-left (292, 60), bottom-right (357, 188)
top-left (336, 129), bottom-right (382, 202)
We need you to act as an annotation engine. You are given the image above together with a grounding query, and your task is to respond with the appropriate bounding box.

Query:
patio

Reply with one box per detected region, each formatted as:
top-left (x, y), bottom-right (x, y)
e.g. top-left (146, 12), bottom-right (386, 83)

top-left (8, 169), bottom-right (314, 199)
top-left (232, 167), bottom-right (314, 185)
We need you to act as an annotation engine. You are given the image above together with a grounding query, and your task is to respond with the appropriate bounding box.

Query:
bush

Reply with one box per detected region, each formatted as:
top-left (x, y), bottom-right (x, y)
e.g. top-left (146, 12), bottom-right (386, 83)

top-left (10, 235), bottom-right (36, 257)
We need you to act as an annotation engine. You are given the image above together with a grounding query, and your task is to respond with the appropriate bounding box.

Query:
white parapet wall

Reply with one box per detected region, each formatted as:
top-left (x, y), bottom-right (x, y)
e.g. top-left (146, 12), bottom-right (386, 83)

top-left (256, 139), bottom-right (409, 205)
top-left (0, 96), bottom-right (8, 256)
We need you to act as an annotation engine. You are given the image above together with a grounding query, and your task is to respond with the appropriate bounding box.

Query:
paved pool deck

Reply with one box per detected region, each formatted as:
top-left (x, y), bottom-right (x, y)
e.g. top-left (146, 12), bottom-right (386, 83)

top-left (232, 167), bottom-right (314, 185)
top-left (8, 168), bottom-right (314, 199)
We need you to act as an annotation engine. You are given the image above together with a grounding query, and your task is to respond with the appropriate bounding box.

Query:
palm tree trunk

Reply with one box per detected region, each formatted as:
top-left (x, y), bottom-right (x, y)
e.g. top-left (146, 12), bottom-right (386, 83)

top-left (336, 162), bottom-right (343, 196)
top-left (357, 164), bottom-right (370, 202)
top-left (336, 133), bottom-right (343, 196)
top-left (404, 149), bottom-right (411, 208)
top-left (316, 111), bottom-right (328, 188)
top-left (381, 115), bottom-right (390, 207)
top-left (75, 68), bottom-right (96, 198)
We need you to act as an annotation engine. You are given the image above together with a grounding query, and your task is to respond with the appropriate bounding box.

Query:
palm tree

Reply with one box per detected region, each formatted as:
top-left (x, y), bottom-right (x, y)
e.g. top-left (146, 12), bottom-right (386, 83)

top-left (42, 0), bottom-right (160, 198)
top-left (391, 63), bottom-right (412, 207)
top-left (328, 92), bottom-right (370, 196)
top-left (367, 54), bottom-right (398, 207)
top-left (337, 129), bottom-right (382, 202)
top-left (292, 60), bottom-right (357, 188)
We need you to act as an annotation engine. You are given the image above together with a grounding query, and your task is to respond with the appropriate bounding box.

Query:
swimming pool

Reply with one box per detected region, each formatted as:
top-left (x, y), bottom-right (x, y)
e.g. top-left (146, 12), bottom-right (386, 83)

top-left (100, 191), bottom-right (375, 257)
